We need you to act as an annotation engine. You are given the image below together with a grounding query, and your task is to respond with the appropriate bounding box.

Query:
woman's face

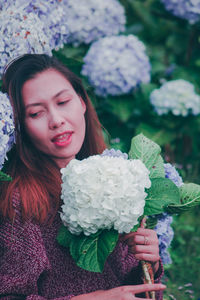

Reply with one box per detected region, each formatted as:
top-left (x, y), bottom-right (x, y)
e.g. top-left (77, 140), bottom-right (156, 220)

top-left (22, 68), bottom-right (86, 168)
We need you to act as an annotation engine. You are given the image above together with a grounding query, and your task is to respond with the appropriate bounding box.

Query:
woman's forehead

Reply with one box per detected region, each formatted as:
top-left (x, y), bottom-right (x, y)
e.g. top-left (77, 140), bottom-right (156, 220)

top-left (22, 69), bottom-right (75, 104)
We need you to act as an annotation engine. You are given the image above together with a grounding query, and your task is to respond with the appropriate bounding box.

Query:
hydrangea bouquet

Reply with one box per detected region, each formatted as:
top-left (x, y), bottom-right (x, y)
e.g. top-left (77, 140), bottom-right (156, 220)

top-left (57, 133), bottom-right (200, 279)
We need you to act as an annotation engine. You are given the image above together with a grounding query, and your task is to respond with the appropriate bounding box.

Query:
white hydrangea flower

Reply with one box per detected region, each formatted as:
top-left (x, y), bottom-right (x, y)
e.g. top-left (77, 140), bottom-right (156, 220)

top-left (0, 4), bottom-right (53, 75)
top-left (60, 156), bottom-right (151, 236)
top-left (81, 35), bottom-right (151, 97)
top-left (150, 79), bottom-right (200, 116)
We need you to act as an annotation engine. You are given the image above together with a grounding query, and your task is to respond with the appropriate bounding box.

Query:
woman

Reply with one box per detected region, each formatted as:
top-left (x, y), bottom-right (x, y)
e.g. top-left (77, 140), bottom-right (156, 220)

top-left (0, 54), bottom-right (165, 299)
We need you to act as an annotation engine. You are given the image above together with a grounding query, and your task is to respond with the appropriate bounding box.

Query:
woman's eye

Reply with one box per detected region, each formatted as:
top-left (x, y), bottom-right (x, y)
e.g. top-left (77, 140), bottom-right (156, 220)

top-left (29, 112), bottom-right (40, 118)
top-left (58, 99), bottom-right (70, 105)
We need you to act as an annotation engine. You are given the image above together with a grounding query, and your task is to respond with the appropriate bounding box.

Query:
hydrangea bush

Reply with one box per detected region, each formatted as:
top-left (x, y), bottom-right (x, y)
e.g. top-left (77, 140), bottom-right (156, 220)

top-left (20, 0), bottom-right (68, 50)
top-left (60, 155), bottom-right (151, 235)
top-left (0, 4), bottom-right (53, 75)
top-left (81, 35), bottom-right (151, 97)
top-left (0, 92), bottom-right (15, 169)
top-left (61, 0), bottom-right (125, 46)
top-left (150, 79), bottom-right (200, 116)
top-left (161, 0), bottom-right (200, 24)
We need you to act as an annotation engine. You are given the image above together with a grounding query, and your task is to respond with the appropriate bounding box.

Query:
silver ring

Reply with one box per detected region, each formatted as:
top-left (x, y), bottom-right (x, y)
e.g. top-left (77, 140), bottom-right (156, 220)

top-left (144, 236), bottom-right (149, 245)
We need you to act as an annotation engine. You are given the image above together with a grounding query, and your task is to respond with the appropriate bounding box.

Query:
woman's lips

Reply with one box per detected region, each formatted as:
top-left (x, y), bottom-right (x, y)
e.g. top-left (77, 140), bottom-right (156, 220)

top-left (52, 132), bottom-right (73, 146)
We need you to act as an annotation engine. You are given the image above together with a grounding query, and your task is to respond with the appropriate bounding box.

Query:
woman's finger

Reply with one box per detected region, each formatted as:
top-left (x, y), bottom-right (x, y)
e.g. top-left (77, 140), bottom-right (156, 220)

top-left (134, 297), bottom-right (152, 300)
top-left (136, 228), bottom-right (157, 236)
top-left (133, 235), bottom-right (154, 245)
top-left (131, 244), bottom-right (158, 254)
top-left (121, 234), bottom-right (158, 248)
top-left (134, 253), bottom-right (160, 262)
top-left (140, 217), bottom-right (147, 229)
top-left (119, 232), bottom-right (135, 242)
top-left (128, 283), bottom-right (166, 294)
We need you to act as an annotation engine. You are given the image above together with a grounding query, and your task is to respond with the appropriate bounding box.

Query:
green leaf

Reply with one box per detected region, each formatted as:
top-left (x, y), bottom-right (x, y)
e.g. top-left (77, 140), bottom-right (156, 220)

top-left (54, 44), bottom-right (87, 59)
top-left (128, 133), bottom-right (165, 178)
top-left (149, 155), bottom-right (165, 179)
top-left (52, 51), bottom-right (83, 76)
top-left (129, 133), bottom-right (161, 167)
top-left (107, 96), bottom-right (135, 122)
top-left (0, 171), bottom-right (12, 182)
top-left (70, 229), bottom-right (118, 273)
top-left (166, 183), bottom-right (200, 213)
top-left (144, 178), bottom-right (180, 215)
top-left (146, 215), bottom-right (158, 229)
top-left (56, 225), bottom-right (73, 248)
top-left (140, 83), bottom-right (158, 100)
top-left (135, 123), bottom-right (175, 146)
top-left (130, 215), bottom-right (144, 232)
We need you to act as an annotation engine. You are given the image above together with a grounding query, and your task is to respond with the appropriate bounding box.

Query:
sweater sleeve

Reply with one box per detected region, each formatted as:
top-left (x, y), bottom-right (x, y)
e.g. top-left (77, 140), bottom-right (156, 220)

top-left (122, 258), bottom-right (164, 300)
top-left (108, 241), bottom-right (164, 300)
top-left (0, 191), bottom-right (74, 300)
top-left (106, 241), bottom-right (141, 283)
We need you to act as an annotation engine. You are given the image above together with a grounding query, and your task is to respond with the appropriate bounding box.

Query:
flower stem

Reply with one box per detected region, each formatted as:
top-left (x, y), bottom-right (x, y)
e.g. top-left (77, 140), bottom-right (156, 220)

top-left (141, 216), bottom-right (155, 299)
top-left (141, 261), bottom-right (155, 299)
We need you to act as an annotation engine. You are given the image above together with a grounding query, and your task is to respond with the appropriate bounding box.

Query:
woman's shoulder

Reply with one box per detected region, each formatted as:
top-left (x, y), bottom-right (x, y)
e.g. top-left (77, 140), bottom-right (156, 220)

top-left (0, 188), bottom-right (20, 227)
top-left (10, 188), bottom-right (21, 209)
top-left (0, 188), bottom-right (60, 249)
top-left (0, 189), bottom-right (41, 247)
top-left (0, 188), bottom-right (22, 224)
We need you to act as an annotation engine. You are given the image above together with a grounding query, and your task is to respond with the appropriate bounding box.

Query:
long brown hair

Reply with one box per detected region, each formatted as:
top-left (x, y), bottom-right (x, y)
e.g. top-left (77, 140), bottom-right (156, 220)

top-left (0, 54), bottom-right (106, 223)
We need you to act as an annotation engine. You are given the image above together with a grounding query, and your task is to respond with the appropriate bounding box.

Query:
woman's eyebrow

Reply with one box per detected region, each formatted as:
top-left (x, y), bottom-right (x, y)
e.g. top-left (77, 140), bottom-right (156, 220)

top-left (53, 89), bottom-right (70, 99)
top-left (25, 89), bottom-right (70, 109)
top-left (25, 102), bottom-right (43, 109)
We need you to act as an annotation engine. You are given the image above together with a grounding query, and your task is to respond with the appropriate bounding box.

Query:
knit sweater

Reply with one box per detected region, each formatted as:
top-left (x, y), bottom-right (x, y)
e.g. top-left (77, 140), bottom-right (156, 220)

top-left (0, 191), bottom-right (164, 300)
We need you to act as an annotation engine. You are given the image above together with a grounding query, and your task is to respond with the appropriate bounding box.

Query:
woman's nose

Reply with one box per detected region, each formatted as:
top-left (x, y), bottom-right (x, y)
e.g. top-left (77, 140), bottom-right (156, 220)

top-left (48, 110), bottom-right (65, 129)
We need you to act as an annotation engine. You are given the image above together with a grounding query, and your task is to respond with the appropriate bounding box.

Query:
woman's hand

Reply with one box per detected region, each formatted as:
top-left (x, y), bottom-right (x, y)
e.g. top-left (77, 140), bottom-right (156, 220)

top-left (120, 227), bottom-right (160, 273)
top-left (72, 283), bottom-right (166, 299)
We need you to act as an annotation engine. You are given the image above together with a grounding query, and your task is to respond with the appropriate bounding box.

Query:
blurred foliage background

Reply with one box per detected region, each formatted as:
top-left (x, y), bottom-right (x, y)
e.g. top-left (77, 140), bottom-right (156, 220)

top-left (53, 1), bottom-right (200, 298)
top-left (1, 0), bottom-right (200, 298)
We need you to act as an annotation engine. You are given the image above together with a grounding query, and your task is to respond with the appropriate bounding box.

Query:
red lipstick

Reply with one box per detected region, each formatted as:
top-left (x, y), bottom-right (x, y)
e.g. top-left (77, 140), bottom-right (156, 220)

top-left (52, 131), bottom-right (73, 147)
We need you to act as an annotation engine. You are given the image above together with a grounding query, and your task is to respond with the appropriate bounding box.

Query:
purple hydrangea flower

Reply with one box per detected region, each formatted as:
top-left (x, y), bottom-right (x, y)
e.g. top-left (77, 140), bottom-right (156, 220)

top-left (150, 79), bottom-right (200, 116)
top-left (0, 92), bottom-right (15, 169)
top-left (61, 0), bottom-right (126, 46)
top-left (164, 163), bottom-right (183, 187)
top-left (154, 163), bottom-right (183, 264)
top-left (101, 148), bottom-right (128, 160)
top-left (161, 0), bottom-right (200, 24)
top-left (82, 35), bottom-right (151, 97)
top-left (20, 0), bottom-right (68, 50)
top-left (0, 0), bottom-right (68, 50)
top-left (154, 213), bottom-right (174, 264)
top-left (0, 4), bottom-right (54, 75)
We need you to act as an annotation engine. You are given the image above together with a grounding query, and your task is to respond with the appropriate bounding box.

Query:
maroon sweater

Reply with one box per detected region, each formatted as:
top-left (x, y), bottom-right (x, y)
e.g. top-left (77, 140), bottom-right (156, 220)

top-left (0, 191), bottom-right (164, 300)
